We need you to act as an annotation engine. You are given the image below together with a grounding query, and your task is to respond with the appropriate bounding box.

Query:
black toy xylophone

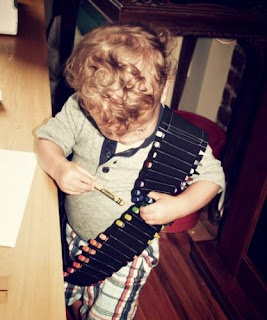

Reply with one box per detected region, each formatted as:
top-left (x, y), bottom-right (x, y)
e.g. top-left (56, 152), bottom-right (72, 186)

top-left (64, 106), bottom-right (208, 286)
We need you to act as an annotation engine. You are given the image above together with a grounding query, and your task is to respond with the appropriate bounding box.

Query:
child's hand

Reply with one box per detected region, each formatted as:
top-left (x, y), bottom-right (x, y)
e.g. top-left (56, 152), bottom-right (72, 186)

top-left (139, 191), bottom-right (185, 225)
top-left (53, 160), bottom-right (96, 195)
top-left (139, 181), bottom-right (220, 225)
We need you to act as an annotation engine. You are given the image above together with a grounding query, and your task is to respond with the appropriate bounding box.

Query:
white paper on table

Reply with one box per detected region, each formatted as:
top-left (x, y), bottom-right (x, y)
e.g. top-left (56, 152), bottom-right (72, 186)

top-left (0, 149), bottom-right (37, 247)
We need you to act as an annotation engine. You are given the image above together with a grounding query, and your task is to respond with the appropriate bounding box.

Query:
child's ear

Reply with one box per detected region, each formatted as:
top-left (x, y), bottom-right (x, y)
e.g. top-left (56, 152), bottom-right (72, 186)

top-left (160, 81), bottom-right (170, 104)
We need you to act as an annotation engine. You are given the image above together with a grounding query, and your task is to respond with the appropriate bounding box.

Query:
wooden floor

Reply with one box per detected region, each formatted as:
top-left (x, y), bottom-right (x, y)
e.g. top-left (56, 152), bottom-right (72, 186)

top-left (135, 231), bottom-right (227, 320)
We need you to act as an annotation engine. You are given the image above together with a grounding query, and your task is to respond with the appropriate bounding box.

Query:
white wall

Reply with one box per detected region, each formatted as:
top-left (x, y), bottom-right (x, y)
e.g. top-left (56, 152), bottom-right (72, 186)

top-left (175, 38), bottom-right (236, 121)
top-left (178, 38), bottom-right (212, 114)
top-left (164, 36), bottom-right (183, 107)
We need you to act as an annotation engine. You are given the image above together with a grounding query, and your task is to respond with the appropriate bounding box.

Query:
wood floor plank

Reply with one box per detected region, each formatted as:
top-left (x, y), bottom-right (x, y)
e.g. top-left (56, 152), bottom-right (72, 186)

top-left (137, 270), bottom-right (183, 320)
top-left (136, 233), bottom-right (227, 320)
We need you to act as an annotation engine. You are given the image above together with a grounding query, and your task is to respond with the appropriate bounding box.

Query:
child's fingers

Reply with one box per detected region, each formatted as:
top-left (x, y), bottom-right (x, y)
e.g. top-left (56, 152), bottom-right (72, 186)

top-left (59, 177), bottom-right (94, 194)
top-left (56, 162), bottom-right (96, 194)
top-left (76, 165), bottom-right (96, 181)
top-left (147, 191), bottom-right (169, 202)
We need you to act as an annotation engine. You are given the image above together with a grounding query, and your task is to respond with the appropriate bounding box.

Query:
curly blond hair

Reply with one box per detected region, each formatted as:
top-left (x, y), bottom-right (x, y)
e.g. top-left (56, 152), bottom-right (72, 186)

top-left (65, 22), bottom-right (174, 135)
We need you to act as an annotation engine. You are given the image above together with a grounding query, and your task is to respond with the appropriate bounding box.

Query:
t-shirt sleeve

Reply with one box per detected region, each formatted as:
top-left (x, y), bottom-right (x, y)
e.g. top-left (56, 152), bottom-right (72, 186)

top-left (36, 94), bottom-right (84, 157)
top-left (189, 144), bottom-right (225, 192)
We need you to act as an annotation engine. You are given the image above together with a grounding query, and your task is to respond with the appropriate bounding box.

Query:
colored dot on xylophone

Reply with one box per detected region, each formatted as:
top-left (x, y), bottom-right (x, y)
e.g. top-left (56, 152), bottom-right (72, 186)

top-left (116, 220), bottom-right (125, 228)
top-left (145, 161), bottom-right (152, 168)
top-left (132, 206), bottom-right (139, 214)
top-left (124, 214), bottom-right (132, 221)
top-left (156, 131), bottom-right (165, 138)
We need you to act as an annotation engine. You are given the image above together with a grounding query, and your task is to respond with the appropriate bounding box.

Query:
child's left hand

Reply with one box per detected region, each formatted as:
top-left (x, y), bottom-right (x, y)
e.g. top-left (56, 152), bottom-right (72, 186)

top-left (139, 191), bottom-right (187, 225)
top-left (139, 181), bottom-right (220, 225)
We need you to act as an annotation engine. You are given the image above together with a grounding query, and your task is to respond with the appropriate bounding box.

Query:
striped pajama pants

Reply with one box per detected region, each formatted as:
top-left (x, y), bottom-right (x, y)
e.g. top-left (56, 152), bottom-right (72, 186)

top-left (64, 224), bottom-right (159, 320)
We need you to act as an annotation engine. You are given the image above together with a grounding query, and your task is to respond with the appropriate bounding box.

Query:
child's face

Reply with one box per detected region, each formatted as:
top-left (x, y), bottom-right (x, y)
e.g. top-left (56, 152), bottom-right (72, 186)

top-left (89, 107), bottom-right (160, 145)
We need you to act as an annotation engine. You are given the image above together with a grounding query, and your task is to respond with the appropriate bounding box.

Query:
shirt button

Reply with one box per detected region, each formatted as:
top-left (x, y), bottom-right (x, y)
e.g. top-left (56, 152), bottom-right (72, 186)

top-left (106, 151), bottom-right (112, 159)
top-left (102, 167), bottom-right (110, 173)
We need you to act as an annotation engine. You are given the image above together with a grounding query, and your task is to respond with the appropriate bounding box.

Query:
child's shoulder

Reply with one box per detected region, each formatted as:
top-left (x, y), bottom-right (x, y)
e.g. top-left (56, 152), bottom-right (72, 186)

top-left (64, 92), bottom-right (80, 110)
top-left (60, 93), bottom-right (86, 118)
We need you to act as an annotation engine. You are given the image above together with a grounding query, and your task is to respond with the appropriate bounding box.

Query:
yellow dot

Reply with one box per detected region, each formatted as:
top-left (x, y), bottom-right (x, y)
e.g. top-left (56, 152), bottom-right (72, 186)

top-left (124, 214), bottom-right (132, 221)
top-left (154, 232), bottom-right (160, 239)
top-left (116, 220), bottom-right (125, 228)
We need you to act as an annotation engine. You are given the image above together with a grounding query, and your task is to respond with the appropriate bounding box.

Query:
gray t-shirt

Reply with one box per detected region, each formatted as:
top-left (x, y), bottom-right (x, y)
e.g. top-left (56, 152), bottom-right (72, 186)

top-left (36, 93), bottom-right (225, 239)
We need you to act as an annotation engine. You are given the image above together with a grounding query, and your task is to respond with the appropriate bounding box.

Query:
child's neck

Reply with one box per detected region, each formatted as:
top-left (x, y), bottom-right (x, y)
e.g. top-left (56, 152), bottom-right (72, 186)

top-left (116, 139), bottom-right (145, 153)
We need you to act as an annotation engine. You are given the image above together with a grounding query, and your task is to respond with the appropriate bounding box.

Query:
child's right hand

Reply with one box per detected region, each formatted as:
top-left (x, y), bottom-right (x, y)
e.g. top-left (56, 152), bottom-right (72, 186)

top-left (53, 160), bottom-right (96, 195)
top-left (36, 139), bottom-right (95, 195)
